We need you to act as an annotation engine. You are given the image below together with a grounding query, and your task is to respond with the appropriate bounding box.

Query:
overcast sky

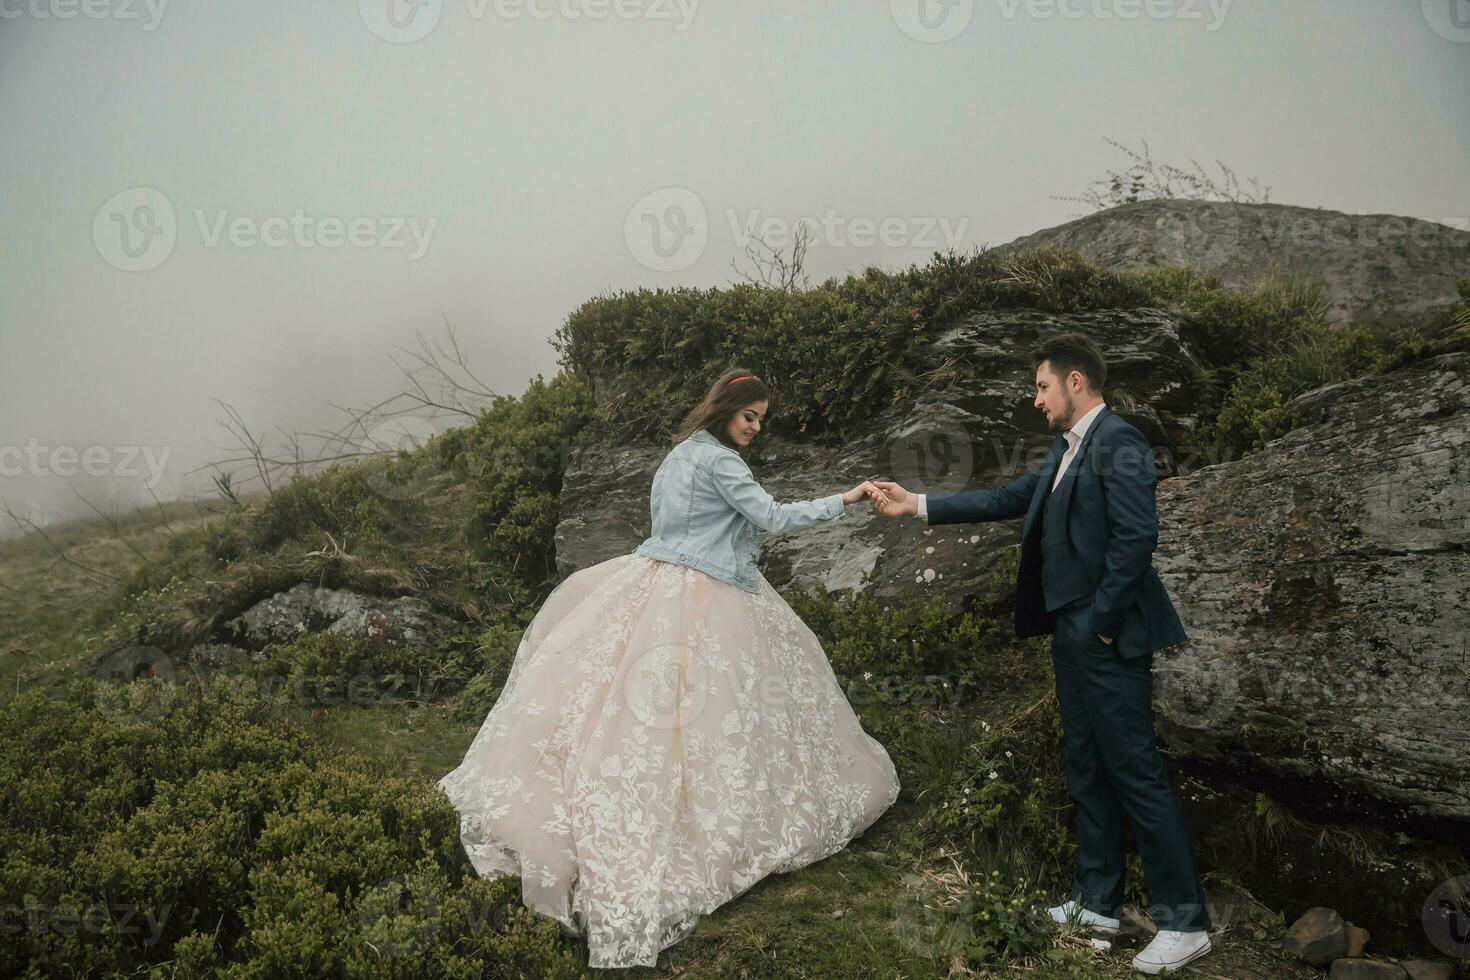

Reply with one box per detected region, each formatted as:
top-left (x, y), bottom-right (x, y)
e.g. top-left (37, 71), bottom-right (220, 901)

top-left (2, 0), bottom-right (1467, 533)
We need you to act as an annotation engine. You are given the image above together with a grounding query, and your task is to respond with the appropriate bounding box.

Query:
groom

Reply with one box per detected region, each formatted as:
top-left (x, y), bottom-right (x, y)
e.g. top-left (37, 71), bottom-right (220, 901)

top-left (869, 333), bottom-right (1212, 975)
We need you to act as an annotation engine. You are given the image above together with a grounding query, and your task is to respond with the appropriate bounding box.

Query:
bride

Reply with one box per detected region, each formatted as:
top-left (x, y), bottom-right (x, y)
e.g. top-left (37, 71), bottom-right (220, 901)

top-left (437, 367), bottom-right (901, 969)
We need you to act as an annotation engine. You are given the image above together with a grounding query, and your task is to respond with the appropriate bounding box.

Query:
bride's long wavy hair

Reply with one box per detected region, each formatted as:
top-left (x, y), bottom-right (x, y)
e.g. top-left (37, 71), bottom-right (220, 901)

top-left (673, 368), bottom-right (772, 451)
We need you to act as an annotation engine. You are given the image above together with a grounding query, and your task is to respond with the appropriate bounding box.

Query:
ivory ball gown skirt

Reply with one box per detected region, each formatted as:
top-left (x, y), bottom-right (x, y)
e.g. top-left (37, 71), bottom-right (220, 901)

top-left (436, 552), bottom-right (900, 969)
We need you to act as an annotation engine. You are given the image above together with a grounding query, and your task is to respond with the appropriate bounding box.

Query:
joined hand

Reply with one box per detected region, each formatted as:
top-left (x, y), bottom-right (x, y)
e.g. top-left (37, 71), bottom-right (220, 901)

top-left (866, 479), bottom-right (914, 517)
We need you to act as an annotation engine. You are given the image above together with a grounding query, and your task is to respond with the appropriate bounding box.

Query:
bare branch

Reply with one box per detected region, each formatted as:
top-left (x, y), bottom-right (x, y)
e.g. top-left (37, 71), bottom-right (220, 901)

top-left (1052, 136), bottom-right (1271, 216)
top-left (67, 485), bottom-right (151, 565)
top-left (730, 223), bottom-right (814, 291)
top-left (138, 484), bottom-right (183, 546)
top-left (0, 497), bottom-right (120, 588)
top-left (190, 318), bottom-right (502, 502)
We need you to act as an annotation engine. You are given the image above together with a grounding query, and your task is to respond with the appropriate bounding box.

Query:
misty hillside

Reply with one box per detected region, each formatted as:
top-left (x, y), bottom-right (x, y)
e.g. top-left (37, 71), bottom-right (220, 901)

top-left (3, 203), bottom-right (1467, 978)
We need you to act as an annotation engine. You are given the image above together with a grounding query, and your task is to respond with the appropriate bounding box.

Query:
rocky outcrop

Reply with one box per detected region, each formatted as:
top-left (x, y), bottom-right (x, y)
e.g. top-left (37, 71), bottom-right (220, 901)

top-left (555, 348), bottom-right (1464, 822)
top-left (554, 441), bottom-right (667, 575)
top-left (1151, 351), bottom-right (1469, 822)
top-left (997, 200), bottom-right (1469, 327)
top-left (1282, 905), bottom-right (1459, 979)
top-left (555, 308), bottom-right (1207, 598)
top-left (554, 306), bottom-right (1468, 825)
top-left (223, 582), bottom-right (459, 650)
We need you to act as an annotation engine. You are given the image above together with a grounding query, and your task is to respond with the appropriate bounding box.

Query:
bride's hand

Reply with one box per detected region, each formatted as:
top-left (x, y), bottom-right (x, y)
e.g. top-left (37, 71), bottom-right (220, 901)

top-left (842, 480), bottom-right (883, 506)
top-left (865, 480), bottom-right (913, 517)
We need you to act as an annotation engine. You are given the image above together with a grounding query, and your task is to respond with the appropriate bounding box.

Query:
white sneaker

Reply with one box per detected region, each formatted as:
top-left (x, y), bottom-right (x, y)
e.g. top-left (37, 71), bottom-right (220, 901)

top-left (1047, 899), bottom-right (1120, 935)
top-left (1132, 929), bottom-right (1212, 974)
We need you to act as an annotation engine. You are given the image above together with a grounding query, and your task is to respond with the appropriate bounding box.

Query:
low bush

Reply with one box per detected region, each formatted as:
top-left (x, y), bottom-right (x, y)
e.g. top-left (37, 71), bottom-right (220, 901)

top-left (0, 676), bottom-right (585, 978)
top-left (553, 248), bottom-right (1152, 442)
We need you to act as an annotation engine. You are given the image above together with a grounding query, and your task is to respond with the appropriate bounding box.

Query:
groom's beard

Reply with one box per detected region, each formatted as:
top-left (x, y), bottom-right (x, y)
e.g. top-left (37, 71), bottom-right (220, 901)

top-left (1050, 392), bottom-right (1077, 431)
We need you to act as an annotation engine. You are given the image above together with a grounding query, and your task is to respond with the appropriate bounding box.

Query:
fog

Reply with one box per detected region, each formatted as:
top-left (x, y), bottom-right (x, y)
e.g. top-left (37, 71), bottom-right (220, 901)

top-left (2, 0), bottom-right (1467, 535)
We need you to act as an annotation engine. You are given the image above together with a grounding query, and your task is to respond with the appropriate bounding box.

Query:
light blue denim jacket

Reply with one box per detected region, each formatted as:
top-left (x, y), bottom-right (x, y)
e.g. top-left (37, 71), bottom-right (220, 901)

top-left (632, 428), bottom-right (848, 592)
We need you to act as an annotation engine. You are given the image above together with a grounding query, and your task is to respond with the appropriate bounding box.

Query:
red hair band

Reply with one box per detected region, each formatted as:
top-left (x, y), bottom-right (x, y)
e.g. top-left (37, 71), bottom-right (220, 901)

top-left (724, 374), bottom-right (759, 387)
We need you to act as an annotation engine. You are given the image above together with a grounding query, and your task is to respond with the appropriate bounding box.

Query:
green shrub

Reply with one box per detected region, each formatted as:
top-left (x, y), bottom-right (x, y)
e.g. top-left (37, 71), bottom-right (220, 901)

top-left (963, 869), bottom-right (1057, 966)
top-left (433, 372), bottom-right (594, 592)
top-left (0, 677), bottom-right (585, 978)
top-left (551, 243), bottom-right (1458, 465)
top-left (934, 693), bottom-right (1076, 875)
top-left (1125, 267), bottom-right (1331, 436)
top-left (203, 518), bottom-right (251, 566)
top-left (785, 584), bottom-right (998, 684)
top-left (776, 550), bottom-right (1056, 828)
top-left (84, 370), bottom-right (593, 693)
top-left (1203, 312), bottom-right (1462, 455)
top-left (783, 547), bottom-right (1038, 693)
top-left (552, 247), bottom-right (1151, 442)
top-left (248, 629), bottom-right (483, 709)
top-left (451, 620), bottom-right (525, 723)
top-left (247, 464), bottom-right (408, 555)
top-left (1138, 267), bottom-right (1470, 455)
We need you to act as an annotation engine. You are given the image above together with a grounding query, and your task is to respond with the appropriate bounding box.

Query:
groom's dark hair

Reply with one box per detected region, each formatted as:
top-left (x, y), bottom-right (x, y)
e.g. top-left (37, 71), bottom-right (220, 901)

top-left (1032, 333), bottom-right (1106, 395)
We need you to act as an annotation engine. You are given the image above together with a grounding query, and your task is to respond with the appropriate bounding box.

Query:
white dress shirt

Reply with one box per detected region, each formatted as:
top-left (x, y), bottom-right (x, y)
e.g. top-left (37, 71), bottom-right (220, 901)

top-left (915, 401), bottom-right (1106, 521)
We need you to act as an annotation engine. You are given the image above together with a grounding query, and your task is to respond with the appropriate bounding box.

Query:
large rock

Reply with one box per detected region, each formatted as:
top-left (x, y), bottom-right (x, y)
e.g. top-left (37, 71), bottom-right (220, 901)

top-left (1284, 906), bottom-right (1349, 967)
top-left (224, 582), bottom-right (460, 649)
top-left (1151, 351), bottom-right (1470, 821)
top-left (554, 305), bottom-right (1469, 826)
top-left (553, 440), bottom-right (666, 574)
top-left (555, 308), bottom-right (1206, 599)
top-left (998, 199), bottom-right (1469, 327)
top-left (1347, 923), bottom-right (1371, 958)
top-left (1328, 960), bottom-right (1409, 980)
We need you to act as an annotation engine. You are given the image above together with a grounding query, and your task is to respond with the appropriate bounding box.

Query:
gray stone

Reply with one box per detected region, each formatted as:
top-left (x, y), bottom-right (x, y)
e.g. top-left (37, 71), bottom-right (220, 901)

top-left (1200, 876), bottom-right (1264, 931)
top-left (1152, 352), bottom-right (1470, 822)
top-left (1117, 903), bottom-right (1158, 937)
top-left (1329, 959), bottom-right (1410, 980)
top-left (997, 199), bottom-right (1470, 327)
top-left (553, 440), bottom-right (666, 577)
top-left (225, 582), bottom-right (459, 649)
top-left (1283, 906), bottom-right (1348, 967)
top-left (1401, 960), bottom-right (1457, 980)
top-left (1346, 923), bottom-right (1371, 958)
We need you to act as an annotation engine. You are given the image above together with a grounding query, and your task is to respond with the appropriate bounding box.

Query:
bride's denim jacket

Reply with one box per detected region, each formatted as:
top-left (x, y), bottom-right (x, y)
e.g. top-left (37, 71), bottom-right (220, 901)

top-left (633, 428), bottom-right (847, 592)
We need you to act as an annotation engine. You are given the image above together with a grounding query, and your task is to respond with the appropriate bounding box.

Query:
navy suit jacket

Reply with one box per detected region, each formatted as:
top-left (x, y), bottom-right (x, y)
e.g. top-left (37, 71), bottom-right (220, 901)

top-left (926, 405), bottom-right (1188, 661)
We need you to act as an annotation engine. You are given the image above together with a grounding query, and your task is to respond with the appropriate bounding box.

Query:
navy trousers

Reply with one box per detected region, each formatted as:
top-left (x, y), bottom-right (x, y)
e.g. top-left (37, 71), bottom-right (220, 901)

top-left (1050, 599), bottom-right (1211, 933)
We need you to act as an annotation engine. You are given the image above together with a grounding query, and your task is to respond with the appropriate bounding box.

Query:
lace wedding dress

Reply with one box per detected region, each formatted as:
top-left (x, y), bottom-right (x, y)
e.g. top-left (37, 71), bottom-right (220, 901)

top-left (437, 552), bottom-right (900, 969)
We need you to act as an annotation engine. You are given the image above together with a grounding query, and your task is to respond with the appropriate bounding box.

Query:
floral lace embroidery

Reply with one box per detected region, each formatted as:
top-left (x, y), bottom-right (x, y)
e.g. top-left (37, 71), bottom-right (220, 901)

top-left (437, 554), bottom-right (899, 969)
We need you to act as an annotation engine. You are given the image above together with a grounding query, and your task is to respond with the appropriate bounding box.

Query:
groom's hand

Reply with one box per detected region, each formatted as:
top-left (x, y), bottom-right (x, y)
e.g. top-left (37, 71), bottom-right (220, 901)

top-left (870, 480), bottom-right (917, 517)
